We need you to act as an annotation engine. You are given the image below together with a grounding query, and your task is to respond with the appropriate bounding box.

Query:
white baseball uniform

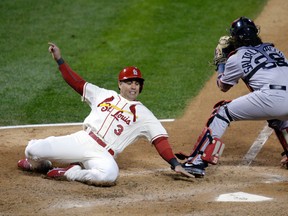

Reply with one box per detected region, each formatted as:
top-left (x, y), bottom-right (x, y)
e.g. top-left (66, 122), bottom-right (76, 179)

top-left (211, 43), bottom-right (288, 138)
top-left (25, 71), bottom-right (168, 185)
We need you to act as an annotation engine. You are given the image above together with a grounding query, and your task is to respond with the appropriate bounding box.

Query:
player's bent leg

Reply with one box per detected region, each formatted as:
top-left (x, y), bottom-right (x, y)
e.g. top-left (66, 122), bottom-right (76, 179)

top-left (23, 131), bottom-right (91, 173)
top-left (268, 119), bottom-right (288, 169)
top-left (65, 167), bottom-right (118, 186)
top-left (20, 139), bottom-right (54, 173)
top-left (178, 127), bottom-right (225, 178)
top-left (57, 156), bottom-right (119, 186)
top-left (176, 101), bottom-right (231, 177)
top-left (47, 160), bottom-right (119, 186)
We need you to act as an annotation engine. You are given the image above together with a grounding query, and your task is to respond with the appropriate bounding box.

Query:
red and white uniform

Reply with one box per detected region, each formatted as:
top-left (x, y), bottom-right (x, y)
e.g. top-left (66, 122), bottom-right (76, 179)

top-left (25, 61), bottom-right (176, 184)
top-left (82, 83), bottom-right (168, 156)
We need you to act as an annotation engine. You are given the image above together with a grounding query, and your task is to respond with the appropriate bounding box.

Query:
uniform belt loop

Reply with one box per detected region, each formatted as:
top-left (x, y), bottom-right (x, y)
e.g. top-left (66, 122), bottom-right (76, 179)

top-left (269, 85), bottom-right (286, 90)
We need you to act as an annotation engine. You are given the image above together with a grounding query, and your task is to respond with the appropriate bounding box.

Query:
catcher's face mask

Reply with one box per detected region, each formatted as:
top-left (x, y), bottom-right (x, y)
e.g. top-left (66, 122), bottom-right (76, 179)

top-left (230, 16), bottom-right (259, 41)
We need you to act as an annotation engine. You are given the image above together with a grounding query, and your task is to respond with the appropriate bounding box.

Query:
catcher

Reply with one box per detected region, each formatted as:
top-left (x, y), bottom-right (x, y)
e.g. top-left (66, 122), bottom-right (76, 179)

top-left (175, 16), bottom-right (288, 178)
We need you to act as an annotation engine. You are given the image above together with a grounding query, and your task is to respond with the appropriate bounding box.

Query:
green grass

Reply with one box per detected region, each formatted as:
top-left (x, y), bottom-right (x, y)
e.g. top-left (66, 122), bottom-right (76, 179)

top-left (0, 0), bottom-right (266, 126)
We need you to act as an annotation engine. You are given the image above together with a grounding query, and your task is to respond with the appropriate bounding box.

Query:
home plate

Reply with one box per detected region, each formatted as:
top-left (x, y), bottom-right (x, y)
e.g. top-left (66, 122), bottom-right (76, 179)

top-left (216, 192), bottom-right (272, 202)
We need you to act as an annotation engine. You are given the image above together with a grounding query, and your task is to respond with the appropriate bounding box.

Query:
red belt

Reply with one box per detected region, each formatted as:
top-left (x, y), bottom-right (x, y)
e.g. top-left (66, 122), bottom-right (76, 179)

top-left (88, 131), bottom-right (114, 156)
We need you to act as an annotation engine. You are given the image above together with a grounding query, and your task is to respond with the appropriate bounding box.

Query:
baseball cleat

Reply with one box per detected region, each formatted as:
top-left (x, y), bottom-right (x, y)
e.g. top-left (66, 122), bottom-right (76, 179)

top-left (17, 158), bottom-right (32, 171)
top-left (182, 162), bottom-right (207, 178)
top-left (18, 158), bottom-right (53, 173)
top-left (46, 165), bottom-right (76, 179)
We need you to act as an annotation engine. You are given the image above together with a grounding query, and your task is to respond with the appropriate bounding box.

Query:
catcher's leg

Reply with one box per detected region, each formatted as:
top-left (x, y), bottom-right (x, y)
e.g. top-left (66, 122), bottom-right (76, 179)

top-left (268, 120), bottom-right (288, 168)
top-left (176, 100), bottom-right (231, 177)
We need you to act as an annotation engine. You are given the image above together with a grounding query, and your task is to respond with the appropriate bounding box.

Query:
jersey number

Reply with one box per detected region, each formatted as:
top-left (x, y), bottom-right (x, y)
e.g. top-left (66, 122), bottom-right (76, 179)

top-left (255, 53), bottom-right (288, 70)
top-left (114, 124), bottom-right (124, 136)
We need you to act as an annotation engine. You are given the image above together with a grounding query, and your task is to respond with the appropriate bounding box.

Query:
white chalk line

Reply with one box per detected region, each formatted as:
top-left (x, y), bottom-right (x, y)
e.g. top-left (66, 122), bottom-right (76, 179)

top-left (0, 119), bottom-right (174, 130)
top-left (240, 124), bottom-right (273, 166)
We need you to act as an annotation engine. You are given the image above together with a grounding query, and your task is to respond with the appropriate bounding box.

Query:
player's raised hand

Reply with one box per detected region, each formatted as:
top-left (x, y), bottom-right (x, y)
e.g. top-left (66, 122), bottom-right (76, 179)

top-left (174, 165), bottom-right (195, 178)
top-left (48, 42), bottom-right (61, 60)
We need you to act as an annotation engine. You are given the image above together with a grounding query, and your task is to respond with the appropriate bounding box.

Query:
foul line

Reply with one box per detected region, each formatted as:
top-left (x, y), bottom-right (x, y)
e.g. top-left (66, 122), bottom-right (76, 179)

top-left (240, 124), bottom-right (273, 166)
top-left (0, 119), bottom-right (174, 130)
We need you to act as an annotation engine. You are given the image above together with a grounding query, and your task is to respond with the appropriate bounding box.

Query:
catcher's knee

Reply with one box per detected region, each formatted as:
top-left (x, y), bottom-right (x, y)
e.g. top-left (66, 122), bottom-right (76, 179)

top-left (200, 101), bottom-right (232, 164)
top-left (206, 100), bottom-right (233, 127)
top-left (175, 100), bottom-right (231, 165)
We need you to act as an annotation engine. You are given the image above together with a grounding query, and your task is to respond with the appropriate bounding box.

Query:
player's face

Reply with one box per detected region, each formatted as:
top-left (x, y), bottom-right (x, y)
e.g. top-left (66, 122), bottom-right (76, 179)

top-left (118, 79), bottom-right (140, 101)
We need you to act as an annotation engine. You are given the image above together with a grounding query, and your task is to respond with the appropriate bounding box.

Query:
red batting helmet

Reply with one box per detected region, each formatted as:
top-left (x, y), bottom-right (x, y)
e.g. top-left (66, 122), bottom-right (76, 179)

top-left (118, 66), bottom-right (144, 93)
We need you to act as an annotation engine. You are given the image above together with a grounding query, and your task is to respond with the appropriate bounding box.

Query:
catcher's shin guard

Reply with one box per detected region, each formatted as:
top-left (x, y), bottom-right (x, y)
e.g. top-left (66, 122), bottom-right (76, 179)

top-left (176, 127), bottom-right (225, 165)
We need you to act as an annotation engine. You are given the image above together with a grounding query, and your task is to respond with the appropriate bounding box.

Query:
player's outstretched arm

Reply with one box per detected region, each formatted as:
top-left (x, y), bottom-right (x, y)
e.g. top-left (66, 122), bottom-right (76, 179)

top-left (48, 42), bottom-right (61, 61)
top-left (153, 137), bottom-right (194, 178)
top-left (47, 42), bottom-right (86, 95)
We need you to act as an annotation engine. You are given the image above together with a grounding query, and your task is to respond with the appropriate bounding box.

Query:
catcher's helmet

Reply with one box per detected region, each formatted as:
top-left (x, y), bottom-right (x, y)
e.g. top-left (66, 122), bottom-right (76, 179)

top-left (230, 17), bottom-right (259, 41)
top-left (118, 66), bottom-right (144, 92)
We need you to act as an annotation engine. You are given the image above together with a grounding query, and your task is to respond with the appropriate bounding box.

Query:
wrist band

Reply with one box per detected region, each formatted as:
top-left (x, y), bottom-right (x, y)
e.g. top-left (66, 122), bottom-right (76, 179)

top-left (56, 58), bottom-right (65, 65)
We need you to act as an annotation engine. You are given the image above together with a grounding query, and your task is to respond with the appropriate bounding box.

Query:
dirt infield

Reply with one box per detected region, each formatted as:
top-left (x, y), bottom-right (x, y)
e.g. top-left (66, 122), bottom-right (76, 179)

top-left (1, 0), bottom-right (288, 215)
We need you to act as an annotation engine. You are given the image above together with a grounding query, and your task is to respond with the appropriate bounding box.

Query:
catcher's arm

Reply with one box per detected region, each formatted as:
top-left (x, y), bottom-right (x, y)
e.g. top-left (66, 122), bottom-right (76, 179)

top-left (213, 36), bottom-right (235, 92)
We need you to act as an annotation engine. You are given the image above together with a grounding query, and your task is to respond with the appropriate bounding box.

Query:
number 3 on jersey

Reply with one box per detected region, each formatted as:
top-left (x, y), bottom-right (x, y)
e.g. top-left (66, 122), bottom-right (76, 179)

top-left (114, 124), bottom-right (124, 136)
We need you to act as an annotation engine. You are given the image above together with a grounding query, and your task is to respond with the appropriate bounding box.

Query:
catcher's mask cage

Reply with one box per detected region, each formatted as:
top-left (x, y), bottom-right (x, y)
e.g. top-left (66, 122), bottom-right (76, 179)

top-left (118, 66), bottom-right (145, 93)
top-left (229, 16), bottom-right (259, 42)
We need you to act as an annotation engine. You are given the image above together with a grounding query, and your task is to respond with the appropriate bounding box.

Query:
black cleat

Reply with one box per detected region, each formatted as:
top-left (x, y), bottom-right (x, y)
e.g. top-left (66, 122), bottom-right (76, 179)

top-left (182, 162), bottom-right (207, 178)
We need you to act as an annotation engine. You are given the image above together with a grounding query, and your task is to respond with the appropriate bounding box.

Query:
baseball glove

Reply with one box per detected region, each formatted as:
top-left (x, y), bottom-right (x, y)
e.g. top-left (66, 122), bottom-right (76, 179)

top-left (213, 35), bottom-right (234, 66)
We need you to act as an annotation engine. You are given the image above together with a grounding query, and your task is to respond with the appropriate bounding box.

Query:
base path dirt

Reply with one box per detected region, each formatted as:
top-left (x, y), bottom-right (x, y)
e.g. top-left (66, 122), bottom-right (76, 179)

top-left (1, 0), bottom-right (288, 215)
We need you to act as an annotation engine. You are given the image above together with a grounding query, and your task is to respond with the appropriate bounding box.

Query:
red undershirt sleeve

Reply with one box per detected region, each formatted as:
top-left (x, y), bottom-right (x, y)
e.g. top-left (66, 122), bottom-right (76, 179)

top-left (57, 59), bottom-right (86, 95)
top-left (153, 137), bottom-right (180, 168)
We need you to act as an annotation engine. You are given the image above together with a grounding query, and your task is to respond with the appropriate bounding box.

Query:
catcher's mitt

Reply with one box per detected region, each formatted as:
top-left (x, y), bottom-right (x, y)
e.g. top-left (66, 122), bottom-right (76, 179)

top-left (213, 35), bottom-right (234, 66)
